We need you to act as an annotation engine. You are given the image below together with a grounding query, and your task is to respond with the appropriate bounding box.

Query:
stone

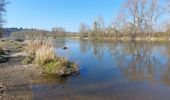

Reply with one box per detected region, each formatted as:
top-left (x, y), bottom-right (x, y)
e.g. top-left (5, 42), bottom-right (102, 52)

top-left (63, 47), bottom-right (67, 50)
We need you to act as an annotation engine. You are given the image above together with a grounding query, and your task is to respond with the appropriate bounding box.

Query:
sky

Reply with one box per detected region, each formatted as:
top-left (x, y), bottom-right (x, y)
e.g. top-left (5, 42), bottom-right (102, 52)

top-left (4, 0), bottom-right (123, 32)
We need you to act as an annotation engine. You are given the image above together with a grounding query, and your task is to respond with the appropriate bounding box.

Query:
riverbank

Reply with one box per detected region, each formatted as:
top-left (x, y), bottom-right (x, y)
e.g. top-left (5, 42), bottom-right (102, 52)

top-left (80, 36), bottom-right (170, 42)
top-left (52, 36), bottom-right (170, 42)
top-left (0, 39), bottom-right (79, 99)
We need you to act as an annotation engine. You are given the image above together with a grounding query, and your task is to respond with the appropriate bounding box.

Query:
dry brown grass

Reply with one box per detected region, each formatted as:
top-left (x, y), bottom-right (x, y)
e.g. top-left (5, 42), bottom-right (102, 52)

top-left (24, 39), bottom-right (79, 76)
top-left (35, 42), bottom-right (56, 66)
top-left (24, 39), bottom-right (55, 64)
top-left (24, 40), bottom-right (46, 57)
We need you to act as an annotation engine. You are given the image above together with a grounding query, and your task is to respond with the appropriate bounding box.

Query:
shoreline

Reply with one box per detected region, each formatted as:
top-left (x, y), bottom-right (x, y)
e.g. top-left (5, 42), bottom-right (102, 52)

top-left (0, 39), bottom-right (78, 99)
top-left (80, 37), bottom-right (170, 42)
top-left (52, 36), bottom-right (170, 42)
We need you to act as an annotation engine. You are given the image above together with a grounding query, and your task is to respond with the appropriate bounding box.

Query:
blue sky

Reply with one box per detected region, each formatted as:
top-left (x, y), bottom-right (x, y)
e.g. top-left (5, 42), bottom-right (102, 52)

top-left (4, 0), bottom-right (122, 32)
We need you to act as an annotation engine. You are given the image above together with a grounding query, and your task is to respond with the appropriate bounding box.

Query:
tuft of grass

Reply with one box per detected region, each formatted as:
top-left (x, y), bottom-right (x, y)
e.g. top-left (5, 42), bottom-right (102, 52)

top-left (0, 48), bottom-right (5, 55)
top-left (44, 58), bottom-right (78, 76)
top-left (35, 43), bottom-right (56, 66)
top-left (24, 39), bottom-right (79, 76)
top-left (24, 40), bottom-right (44, 57)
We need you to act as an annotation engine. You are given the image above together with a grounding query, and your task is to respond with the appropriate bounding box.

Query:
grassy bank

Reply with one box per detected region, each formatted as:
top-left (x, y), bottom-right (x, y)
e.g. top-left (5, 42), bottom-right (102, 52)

top-left (0, 38), bottom-right (79, 76)
top-left (23, 39), bottom-right (79, 76)
top-left (0, 39), bottom-right (22, 63)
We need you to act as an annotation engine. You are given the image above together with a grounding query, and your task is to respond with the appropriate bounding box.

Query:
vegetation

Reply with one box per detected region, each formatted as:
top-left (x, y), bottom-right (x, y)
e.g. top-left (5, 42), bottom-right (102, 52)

top-left (44, 58), bottom-right (78, 76)
top-left (0, 39), bottom-right (21, 63)
top-left (79, 23), bottom-right (91, 38)
top-left (0, 0), bottom-right (7, 63)
top-left (3, 0), bottom-right (170, 41)
top-left (24, 39), bottom-right (79, 76)
top-left (10, 28), bottom-right (79, 40)
top-left (51, 27), bottom-right (66, 38)
top-left (77, 0), bottom-right (170, 40)
top-left (0, 0), bottom-right (7, 38)
top-left (11, 29), bottom-right (51, 40)
top-left (0, 48), bottom-right (5, 55)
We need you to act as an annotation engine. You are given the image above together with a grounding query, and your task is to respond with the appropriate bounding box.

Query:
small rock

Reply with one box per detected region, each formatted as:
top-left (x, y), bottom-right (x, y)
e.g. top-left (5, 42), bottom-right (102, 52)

top-left (63, 47), bottom-right (67, 50)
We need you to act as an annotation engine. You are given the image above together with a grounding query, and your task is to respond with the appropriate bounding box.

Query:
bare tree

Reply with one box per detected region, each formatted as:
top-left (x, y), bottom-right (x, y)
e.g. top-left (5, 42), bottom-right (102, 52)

top-left (123, 0), bottom-right (161, 35)
top-left (92, 16), bottom-right (105, 38)
top-left (112, 10), bottom-right (131, 37)
top-left (0, 0), bottom-right (6, 38)
top-left (51, 27), bottom-right (66, 37)
top-left (165, 0), bottom-right (170, 13)
top-left (79, 23), bottom-right (91, 38)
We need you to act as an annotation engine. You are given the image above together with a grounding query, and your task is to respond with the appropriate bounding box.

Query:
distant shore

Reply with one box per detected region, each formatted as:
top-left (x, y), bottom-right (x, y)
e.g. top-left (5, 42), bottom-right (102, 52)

top-left (65, 36), bottom-right (170, 42)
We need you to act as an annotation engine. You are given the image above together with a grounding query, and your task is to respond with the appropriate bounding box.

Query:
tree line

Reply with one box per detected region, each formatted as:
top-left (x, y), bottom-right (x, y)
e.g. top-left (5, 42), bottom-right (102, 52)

top-left (3, 0), bottom-right (170, 40)
top-left (78, 0), bottom-right (170, 39)
top-left (11, 28), bottom-right (79, 40)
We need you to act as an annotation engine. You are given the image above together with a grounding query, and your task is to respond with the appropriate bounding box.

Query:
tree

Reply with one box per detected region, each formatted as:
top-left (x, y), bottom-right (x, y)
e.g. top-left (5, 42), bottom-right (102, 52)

top-left (105, 25), bottom-right (119, 37)
top-left (0, 0), bottom-right (7, 38)
top-left (123, 0), bottom-right (161, 35)
top-left (92, 16), bottom-right (105, 38)
top-left (51, 27), bottom-right (66, 37)
top-left (112, 10), bottom-right (131, 37)
top-left (79, 23), bottom-right (91, 38)
top-left (165, 0), bottom-right (170, 13)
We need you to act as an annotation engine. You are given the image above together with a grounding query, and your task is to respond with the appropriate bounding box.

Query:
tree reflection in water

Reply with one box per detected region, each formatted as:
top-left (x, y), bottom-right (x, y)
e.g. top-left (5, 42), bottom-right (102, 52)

top-left (79, 40), bottom-right (170, 85)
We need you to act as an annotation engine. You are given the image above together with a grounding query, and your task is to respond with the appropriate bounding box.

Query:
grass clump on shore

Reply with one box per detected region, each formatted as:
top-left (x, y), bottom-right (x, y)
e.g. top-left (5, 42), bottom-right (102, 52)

top-left (34, 41), bottom-right (56, 66)
top-left (0, 47), bottom-right (5, 55)
top-left (24, 39), bottom-right (79, 76)
top-left (0, 45), bottom-right (6, 63)
top-left (44, 58), bottom-right (78, 76)
top-left (0, 41), bottom-right (5, 55)
top-left (0, 40), bottom-right (11, 63)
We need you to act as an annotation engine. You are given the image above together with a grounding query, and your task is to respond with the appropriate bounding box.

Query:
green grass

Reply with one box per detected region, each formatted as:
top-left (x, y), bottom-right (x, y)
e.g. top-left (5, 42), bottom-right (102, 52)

top-left (44, 60), bottom-right (60, 74)
top-left (44, 59), bottom-right (78, 76)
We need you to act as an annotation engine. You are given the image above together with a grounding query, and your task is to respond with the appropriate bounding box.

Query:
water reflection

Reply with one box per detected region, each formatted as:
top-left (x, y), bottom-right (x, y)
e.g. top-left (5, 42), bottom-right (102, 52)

top-left (78, 40), bottom-right (170, 85)
top-left (32, 40), bottom-right (170, 100)
top-left (53, 38), bottom-right (66, 49)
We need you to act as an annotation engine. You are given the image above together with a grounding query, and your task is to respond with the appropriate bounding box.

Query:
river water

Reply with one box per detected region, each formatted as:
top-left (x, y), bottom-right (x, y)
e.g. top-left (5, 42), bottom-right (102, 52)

top-left (31, 39), bottom-right (170, 100)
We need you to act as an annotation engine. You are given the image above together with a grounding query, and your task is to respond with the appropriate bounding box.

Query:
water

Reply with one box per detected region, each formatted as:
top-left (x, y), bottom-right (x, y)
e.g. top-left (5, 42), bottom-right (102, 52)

top-left (31, 39), bottom-right (170, 100)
